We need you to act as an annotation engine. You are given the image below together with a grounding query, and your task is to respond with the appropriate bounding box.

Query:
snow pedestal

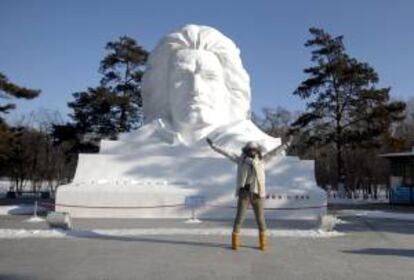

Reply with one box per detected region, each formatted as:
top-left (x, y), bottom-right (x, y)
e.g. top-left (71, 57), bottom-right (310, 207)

top-left (56, 182), bottom-right (198, 218)
top-left (56, 140), bottom-right (326, 219)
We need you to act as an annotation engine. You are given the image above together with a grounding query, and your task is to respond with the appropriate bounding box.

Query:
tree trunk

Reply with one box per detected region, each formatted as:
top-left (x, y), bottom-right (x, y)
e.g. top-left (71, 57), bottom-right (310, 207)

top-left (336, 139), bottom-right (343, 187)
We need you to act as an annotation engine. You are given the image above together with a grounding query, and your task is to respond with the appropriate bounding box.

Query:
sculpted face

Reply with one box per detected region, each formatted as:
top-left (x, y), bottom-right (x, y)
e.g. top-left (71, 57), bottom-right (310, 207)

top-left (141, 24), bottom-right (252, 141)
top-left (169, 49), bottom-right (232, 131)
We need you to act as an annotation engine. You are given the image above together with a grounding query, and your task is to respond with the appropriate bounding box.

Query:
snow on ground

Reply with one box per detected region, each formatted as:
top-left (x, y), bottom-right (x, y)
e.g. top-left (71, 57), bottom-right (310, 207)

top-left (0, 180), bottom-right (10, 198)
top-left (184, 218), bottom-right (203, 224)
top-left (0, 227), bottom-right (344, 239)
top-left (0, 180), bottom-right (11, 191)
top-left (24, 216), bottom-right (45, 223)
top-left (338, 210), bottom-right (414, 221)
top-left (0, 204), bottom-right (47, 215)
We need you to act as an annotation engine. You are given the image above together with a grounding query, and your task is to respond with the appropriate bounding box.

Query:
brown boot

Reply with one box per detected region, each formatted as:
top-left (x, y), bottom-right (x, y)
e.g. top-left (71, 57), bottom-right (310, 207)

top-left (232, 232), bottom-right (240, 250)
top-left (259, 231), bottom-right (267, 251)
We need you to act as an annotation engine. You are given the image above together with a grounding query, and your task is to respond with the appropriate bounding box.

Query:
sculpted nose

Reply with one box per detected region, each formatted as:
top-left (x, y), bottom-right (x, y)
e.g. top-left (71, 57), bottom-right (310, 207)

top-left (190, 74), bottom-right (202, 96)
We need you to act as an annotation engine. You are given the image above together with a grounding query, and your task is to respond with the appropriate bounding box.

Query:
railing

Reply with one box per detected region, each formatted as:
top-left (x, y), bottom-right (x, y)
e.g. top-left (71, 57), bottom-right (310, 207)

top-left (6, 191), bottom-right (51, 199)
top-left (327, 192), bottom-right (389, 204)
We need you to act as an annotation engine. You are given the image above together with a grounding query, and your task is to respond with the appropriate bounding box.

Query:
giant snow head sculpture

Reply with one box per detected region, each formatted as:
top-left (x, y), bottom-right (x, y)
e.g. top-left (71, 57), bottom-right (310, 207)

top-left (142, 24), bottom-right (251, 134)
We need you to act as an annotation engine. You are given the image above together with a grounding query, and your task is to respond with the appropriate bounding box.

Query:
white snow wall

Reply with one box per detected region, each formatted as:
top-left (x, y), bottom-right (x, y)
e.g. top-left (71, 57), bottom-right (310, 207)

top-left (56, 139), bottom-right (327, 219)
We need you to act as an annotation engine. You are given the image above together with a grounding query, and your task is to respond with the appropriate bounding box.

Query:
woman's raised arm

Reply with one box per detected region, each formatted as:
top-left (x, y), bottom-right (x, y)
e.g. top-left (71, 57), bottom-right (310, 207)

top-left (206, 138), bottom-right (239, 163)
top-left (262, 137), bottom-right (293, 162)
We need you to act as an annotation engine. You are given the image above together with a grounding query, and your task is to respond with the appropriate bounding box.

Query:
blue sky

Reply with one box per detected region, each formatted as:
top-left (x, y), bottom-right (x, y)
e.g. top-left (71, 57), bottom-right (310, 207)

top-left (1, 0), bottom-right (413, 122)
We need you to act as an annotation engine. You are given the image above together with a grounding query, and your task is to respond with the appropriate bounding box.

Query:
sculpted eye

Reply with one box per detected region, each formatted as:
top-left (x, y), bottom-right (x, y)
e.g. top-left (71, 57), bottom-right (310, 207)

top-left (203, 72), bottom-right (218, 80)
top-left (174, 81), bottom-right (184, 88)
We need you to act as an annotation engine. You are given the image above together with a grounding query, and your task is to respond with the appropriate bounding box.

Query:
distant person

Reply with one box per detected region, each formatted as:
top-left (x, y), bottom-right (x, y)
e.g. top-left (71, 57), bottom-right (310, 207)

top-left (207, 137), bottom-right (292, 251)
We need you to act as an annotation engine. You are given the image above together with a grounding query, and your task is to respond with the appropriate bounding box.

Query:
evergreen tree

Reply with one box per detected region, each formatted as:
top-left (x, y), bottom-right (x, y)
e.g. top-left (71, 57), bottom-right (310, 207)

top-left (0, 72), bottom-right (40, 168)
top-left (99, 36), bottom-right (148, 132)
top-left (291, 28), bottom-right (406, 184)
top-left (68, 86), bottom-right (118, 139)
top-left (0, 122), bottom-right (13, 166)
top-left (0, 72), bottom-right (40, 123)
top-left (68, 36), bottom-right (148, 139)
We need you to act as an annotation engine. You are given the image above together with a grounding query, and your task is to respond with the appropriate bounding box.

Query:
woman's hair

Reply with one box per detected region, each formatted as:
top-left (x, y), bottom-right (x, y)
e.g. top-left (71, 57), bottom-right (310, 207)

top-left (141, 24), bottom-right (251, 123)
top-left (242, 146), bottom-right (263, 160)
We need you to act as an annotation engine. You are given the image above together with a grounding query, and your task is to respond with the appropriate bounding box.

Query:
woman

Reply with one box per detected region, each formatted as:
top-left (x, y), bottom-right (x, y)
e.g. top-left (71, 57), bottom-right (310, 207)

top-left (206, 138), bottom-right (292, 251)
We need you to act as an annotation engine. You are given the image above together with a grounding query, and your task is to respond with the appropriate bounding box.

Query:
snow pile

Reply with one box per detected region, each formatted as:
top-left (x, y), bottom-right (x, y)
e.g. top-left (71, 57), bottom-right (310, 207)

top-left (0, 227), bottom-right (344, 239)
top-left (0, 204), bottom-right (46, 215)
top-left (184, 218), bottom-right (202, 224)
top-left (318, 214), bottom-right (341, 232)
top-left (24, 216), bottom-right (45, 223)
top-left (338, 210), bottom-right (414, 221)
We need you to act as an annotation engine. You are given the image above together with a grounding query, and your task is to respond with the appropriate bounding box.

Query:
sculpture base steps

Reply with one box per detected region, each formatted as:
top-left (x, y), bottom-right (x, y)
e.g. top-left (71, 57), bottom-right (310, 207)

top-left (56, 154), bottom-right (326, 219)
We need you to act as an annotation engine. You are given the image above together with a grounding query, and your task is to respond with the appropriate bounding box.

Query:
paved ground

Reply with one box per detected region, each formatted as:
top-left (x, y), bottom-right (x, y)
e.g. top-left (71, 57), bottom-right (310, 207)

top-left (0, 208), bottom-right (413, 280)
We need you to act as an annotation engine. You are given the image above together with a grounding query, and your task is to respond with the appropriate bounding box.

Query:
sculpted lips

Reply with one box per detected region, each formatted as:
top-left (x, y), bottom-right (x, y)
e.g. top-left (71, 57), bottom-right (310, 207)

top-left (186, 98), bottom-right (213, 110)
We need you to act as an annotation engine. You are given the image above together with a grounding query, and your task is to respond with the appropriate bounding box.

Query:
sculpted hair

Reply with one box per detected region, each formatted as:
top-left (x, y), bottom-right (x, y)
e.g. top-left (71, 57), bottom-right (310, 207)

top-left (142, 24), bottom-right (251, 123)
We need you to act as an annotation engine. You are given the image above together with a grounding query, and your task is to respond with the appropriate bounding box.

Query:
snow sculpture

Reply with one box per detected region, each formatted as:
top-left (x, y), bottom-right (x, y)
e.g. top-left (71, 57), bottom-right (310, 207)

top-left (56, 25), bottom-right (326, 219)
top-left (123, 24), bottom-right (280, 151)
